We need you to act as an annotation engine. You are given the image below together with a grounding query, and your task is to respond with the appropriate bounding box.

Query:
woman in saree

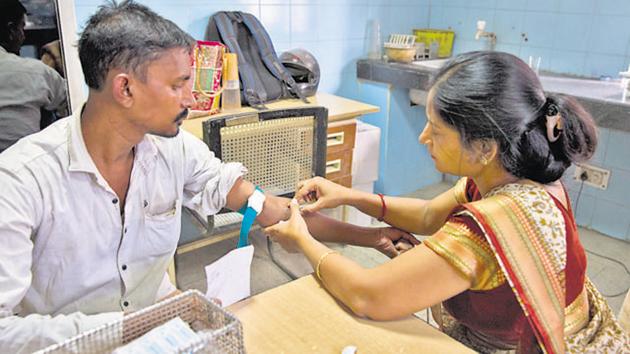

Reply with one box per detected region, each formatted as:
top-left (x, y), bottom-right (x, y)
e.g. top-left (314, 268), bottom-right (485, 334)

top-left (264, 51), bottom-right (629, 353)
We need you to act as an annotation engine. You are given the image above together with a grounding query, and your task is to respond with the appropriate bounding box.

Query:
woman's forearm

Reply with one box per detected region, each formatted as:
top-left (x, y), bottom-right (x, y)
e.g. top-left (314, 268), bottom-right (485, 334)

top-left (346, 191), bottom-right (442, 235)
top-left (297, 236), bottom-right (375, 317)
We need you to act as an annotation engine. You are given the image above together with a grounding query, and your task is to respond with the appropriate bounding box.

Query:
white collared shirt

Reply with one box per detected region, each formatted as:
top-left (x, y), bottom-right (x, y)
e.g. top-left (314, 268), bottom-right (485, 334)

top-left (0, 109), bottom-right (244, 353)
top-left (0, 46), bottom-right (67, 152)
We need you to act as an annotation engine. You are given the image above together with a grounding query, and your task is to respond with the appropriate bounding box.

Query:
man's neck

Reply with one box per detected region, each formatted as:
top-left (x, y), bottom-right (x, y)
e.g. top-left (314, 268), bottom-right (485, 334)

top-left (0, 43), bottom-right (18, 55)
top-left (80, 97), bottom-right (142, 166)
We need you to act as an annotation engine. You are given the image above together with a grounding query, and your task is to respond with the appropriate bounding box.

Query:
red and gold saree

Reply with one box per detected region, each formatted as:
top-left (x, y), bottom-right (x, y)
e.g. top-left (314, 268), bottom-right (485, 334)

top-left (425, 178), bottom-right (628, 353)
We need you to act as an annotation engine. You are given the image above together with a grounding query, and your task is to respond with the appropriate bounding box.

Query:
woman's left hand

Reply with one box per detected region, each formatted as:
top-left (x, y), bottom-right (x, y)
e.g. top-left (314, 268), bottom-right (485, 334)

top-left (373, 227), bottom-right (421, 258)
top-left (264, 199), bottom-right (313, 253)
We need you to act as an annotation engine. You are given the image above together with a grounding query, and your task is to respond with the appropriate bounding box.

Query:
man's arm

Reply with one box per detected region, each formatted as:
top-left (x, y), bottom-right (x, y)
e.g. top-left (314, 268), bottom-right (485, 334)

top-left (224, 179), bottom-right (411, 251)
top-left (41, 64), bottom-right (68, 117)
top-left (0, 312), bottom-right (122, 353)
top-left (223, 177), bottom-right (289, 227)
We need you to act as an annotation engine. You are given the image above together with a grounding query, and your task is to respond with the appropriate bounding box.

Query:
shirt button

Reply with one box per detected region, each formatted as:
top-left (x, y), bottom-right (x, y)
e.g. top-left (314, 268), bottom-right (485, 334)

top-left (144, 200), bottom-right (148, 208)
top-left (112, 198), bottom-right (118, 204)
top-left (122, 264), bottom-right (127, 271)
top-left (123, 301), bottom-right (129, 307)
top-left (124, 227), bottom-right (128, 233)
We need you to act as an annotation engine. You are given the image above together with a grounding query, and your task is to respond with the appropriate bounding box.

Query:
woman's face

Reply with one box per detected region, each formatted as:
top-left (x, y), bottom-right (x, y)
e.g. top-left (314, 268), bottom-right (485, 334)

top-left (419, 90), bottom-right (482, 177)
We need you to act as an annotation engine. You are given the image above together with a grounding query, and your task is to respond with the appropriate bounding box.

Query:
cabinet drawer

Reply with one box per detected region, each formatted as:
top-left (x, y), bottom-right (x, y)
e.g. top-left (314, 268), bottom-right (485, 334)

top-left (325, 149), bottom-right (353, 180)
top-left (326, 121), bottom-right (356, 154)
top-left (329, 175), bottom-right (352, 188)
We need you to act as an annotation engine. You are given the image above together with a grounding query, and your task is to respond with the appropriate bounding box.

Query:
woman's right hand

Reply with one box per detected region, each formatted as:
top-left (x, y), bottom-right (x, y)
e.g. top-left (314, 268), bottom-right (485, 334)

top-left (294, 176), bottom-right (353, 213)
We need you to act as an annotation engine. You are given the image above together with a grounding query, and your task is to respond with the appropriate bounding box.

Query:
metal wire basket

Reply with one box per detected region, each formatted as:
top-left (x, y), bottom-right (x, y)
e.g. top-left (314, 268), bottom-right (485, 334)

top-left (38, 290), bottom-right (244, 354)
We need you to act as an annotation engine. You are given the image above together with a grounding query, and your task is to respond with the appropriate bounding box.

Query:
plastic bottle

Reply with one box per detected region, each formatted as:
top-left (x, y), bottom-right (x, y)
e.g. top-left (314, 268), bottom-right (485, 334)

top-left (366, 19), bottom-right (382, 60)
top-left (428, 41), bottom-right (440, 59)
top-left (222, 53), bottom-right (241, 111)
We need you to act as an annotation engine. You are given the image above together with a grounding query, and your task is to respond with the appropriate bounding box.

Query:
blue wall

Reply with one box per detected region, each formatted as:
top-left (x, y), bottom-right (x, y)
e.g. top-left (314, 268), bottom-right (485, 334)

top-left (74, 0), bottom-right (431, 94)
top-left (562, 128), bottom-right (630, 242)
top-left (349, 82), bottom-right (442, 195)
top-left (430, 0), bottom-right (630, 78)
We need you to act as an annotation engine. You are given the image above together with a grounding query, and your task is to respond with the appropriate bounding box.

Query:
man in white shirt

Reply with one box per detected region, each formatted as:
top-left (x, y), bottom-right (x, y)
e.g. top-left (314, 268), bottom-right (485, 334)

top-left (0, 0), bottom-right (68, 152)
top-left (0, 1), bottom-right (419, 352)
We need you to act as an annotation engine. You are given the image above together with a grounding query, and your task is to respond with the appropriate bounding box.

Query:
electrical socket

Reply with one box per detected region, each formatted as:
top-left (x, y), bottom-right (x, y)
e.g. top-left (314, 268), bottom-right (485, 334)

top-left (573, 163), bottom-right (610, 190)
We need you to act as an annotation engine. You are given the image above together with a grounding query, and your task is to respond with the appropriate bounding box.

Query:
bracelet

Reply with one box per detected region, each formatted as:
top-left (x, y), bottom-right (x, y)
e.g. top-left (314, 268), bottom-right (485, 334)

top-left (377, 193), bottom-right (387, 221)
top-left (316, 250), bottom-right (339, 281)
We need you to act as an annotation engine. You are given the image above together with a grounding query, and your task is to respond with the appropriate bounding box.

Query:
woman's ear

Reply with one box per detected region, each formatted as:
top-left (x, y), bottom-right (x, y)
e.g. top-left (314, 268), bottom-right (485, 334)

top-left (481, 139), bottom-right (498, 159)
top-left (471, 139), bottom-right (499, 165)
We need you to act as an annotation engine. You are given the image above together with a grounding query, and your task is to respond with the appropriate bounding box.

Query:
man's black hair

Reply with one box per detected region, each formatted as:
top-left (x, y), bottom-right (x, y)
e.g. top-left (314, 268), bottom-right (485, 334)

top-left (78, 0), bottom-right (195, 90)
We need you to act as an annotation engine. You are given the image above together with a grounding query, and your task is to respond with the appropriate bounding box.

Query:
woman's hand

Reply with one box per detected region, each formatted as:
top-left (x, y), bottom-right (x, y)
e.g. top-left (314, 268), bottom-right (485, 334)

top-left (372, 227), bottom-right (420, 258)
top-left (294, 176), bottom-right (354, 213)
top-left (264, 199), bottom-right (313, 253)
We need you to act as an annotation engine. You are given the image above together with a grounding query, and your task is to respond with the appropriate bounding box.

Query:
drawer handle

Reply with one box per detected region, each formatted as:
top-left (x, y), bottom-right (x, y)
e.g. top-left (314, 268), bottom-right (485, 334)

top-left (327, 132), bottom-right (345, 147)
top-left (326, 159), bottom-right (342, 174)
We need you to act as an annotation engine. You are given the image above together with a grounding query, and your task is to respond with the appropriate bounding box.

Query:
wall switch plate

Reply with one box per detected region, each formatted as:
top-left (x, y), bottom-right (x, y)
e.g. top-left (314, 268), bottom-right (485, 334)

top-left (573, 163), bottom-right (611, 190)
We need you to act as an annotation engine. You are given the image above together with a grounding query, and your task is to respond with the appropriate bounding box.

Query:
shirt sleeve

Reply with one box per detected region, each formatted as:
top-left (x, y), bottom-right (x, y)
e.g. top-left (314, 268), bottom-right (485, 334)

top-left (41, 65), bottom-right (67, 114)
top-left (179, 130), bottom-right (246, 216)
top-left (0, 312), bottom-right (122, 353)
top-left (423, 214), bottom-right (506, 291)
top-left (0, 167), bottom-right (122, 353)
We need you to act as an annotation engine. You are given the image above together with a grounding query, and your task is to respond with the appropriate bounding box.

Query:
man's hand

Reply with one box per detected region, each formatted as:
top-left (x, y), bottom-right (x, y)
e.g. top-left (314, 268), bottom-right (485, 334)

top-left (372, 227), bottom-right (420, 258)
top-left (256, 195), bottom-right (291, 227)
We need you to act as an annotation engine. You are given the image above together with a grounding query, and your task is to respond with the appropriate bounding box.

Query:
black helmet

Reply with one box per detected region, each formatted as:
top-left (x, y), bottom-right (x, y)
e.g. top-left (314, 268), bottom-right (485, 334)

top-left (280, 48), bottom-right (320, 97)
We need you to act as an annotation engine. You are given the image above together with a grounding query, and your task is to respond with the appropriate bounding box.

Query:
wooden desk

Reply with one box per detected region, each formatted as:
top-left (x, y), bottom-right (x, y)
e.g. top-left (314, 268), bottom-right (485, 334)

top-left (227, 275), bottom-right (474, 353)
top-left (181, 92), bottom-right (379, 140)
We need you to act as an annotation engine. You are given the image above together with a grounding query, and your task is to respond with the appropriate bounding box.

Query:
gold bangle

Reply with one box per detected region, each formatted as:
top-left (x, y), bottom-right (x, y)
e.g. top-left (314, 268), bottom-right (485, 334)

top-left (316, 250), bottom-right (338, 281)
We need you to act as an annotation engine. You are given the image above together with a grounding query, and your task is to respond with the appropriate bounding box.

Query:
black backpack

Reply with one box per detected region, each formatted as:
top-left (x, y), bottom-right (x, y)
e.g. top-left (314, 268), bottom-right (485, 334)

top-left (205, 11), bottom-right (308, 108)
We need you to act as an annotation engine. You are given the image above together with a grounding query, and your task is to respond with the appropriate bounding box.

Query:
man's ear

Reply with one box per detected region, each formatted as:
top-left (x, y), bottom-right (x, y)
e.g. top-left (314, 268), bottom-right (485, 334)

top-left (7, 22), bottom-right (19, 41)
top-left (112, 73), bottom-right (133, 108)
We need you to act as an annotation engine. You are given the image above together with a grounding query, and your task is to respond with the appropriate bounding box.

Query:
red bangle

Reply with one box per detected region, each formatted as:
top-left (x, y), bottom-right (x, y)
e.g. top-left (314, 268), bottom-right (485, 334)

top-left (377, 193), bottom-right (386, 221)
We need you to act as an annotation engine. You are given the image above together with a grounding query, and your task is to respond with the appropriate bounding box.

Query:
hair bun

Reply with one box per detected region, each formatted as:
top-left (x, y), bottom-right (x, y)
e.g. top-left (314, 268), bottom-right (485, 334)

top-left (545, 102), bottom-right (559, 117)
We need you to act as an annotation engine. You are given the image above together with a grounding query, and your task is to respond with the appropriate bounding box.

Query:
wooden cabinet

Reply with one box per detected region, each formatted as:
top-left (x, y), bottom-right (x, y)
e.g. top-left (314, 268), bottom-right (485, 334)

top-left (325, 120), bottom-right (356, 187)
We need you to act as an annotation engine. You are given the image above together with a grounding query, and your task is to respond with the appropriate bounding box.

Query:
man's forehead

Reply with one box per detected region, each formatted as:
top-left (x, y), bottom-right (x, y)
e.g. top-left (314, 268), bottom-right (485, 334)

top-left (145, 48), bottom-right (191, 78)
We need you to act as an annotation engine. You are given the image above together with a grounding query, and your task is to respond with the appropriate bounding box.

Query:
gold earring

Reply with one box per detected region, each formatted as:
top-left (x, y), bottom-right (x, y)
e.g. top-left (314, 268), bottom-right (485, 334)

top-left (481, 156), bottom-right (488, 166)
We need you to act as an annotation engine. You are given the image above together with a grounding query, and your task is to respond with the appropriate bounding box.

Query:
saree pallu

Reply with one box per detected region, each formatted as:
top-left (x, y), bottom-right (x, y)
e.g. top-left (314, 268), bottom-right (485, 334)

top-left (429, 181), bottom-right (629, 353)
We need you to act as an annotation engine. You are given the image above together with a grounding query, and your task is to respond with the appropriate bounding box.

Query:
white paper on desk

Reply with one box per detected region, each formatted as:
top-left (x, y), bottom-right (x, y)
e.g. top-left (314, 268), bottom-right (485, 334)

top-left (205, 245), bottom-right (254, 307)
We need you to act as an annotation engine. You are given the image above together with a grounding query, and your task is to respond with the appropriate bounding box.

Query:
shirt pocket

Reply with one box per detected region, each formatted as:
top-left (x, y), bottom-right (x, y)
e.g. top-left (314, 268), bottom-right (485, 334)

top-left (143, 199), bottom-right (181, 255)
top-left (146, 199), bottom-right (180, 222)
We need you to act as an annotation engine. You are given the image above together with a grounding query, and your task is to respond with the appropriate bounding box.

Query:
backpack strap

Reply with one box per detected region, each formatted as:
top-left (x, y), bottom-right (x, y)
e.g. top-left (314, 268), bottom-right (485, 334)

top-left (239, 12), bottom-right (309, 103)
top-left (213, 12), bottom-right (269, 107)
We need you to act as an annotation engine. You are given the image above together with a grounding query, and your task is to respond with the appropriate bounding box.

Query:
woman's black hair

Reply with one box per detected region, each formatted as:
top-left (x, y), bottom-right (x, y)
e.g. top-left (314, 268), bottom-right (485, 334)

top-left (430, 51), bottom-right (597, 184)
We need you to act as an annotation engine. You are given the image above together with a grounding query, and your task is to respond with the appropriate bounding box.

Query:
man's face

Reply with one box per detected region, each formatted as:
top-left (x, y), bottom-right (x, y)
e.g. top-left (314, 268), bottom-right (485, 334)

top-left (128, 47), bottom-right (194, 138)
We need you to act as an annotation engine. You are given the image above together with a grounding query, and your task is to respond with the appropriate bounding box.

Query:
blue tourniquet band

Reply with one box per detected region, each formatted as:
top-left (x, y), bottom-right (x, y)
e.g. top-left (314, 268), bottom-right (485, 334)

top-left (237, 186), bottom-right (263, 248)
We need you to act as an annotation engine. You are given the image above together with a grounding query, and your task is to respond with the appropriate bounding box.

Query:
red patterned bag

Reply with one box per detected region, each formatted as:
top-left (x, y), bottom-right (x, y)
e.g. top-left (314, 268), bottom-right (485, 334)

top-left (191, 41), bottom-right (225, 113)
